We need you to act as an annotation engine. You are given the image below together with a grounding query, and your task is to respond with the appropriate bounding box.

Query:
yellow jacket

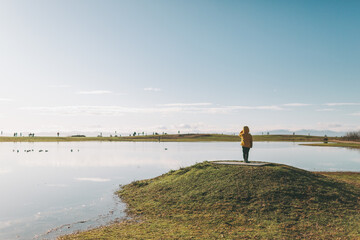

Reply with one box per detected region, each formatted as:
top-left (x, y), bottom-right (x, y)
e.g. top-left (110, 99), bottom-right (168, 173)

top-left (239, 126), bottom-right (253, 148)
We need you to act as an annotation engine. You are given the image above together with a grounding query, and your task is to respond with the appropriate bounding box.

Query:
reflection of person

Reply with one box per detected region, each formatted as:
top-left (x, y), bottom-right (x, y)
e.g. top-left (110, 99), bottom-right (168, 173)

top-left (239, 126), bottom-right (253, 163)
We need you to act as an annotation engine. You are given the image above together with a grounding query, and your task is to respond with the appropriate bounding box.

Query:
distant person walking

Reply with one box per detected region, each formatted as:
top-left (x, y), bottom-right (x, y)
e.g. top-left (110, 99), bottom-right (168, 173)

top-left (239, 126), bottom-right (253, 163)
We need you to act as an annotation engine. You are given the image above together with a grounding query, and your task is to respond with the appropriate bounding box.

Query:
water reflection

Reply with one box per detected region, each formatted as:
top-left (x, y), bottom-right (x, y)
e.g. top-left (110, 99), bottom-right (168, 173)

top-left (0, 141), bottom-right (359, 239)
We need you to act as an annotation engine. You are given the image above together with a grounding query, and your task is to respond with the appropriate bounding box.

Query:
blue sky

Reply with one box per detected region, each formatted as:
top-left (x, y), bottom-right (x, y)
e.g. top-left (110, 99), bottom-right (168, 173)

top-left (0, 0), bottom-right (359, 135)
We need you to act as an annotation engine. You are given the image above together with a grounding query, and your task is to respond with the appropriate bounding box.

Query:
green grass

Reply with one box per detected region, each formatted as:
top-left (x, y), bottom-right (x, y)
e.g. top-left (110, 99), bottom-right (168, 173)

top-left (0, 137), bottom-right (101, 142)
top-left (59, 162), bottom-right (360, 239)
top-left (317, 172), bottom-right (360, 188)
top-left (117, 134), bottom-right (241, 142)
top-left (252, 134), bottom-right (333, 142)
top-left (0, 134), bottom-right (334, 142)
top-left (0, 134), bottom-right (239, 142)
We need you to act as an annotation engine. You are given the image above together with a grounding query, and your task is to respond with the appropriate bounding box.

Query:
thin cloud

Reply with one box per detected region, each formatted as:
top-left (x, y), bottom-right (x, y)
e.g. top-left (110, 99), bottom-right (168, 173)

top-left (77, 90), bottom-right (112, 95)
top-left (46, 184), bottom-right (68, 188)
top-left (317, 108), bottom-right (336, 112)
top-left (325, 103), bottom-right (360, 106)
top-left (21, 106), bottom-right (181, 116)
top-left (226, 105), bottom-right (285, 111)
top-left (0, 168), bottom-right (11, 174)
top-left (75, 177), bottom-right (110, 182)
top-left (154, 122), bottom-right (205, 132)
top-left (0, 98), bottom-right (13, 102)
top-left (49, 84), bottom-right (71, 88)
top-left (22, 104), bottom-right (286, 116)
top-left (144, 87), bottom-right (161, 92)
top-left (159, 103), bottom-right (212, 107)
top-left (200, 105), bottom-right (285, 114)
top-left (283, 103), bottom-right (311, 107)
top-left (350, 112), bottom-right (360, 116)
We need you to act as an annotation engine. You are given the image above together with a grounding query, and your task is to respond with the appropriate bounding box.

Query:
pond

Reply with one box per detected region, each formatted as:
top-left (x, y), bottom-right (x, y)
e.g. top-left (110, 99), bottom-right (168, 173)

top-left (0, 141), bottom-right (359, 239)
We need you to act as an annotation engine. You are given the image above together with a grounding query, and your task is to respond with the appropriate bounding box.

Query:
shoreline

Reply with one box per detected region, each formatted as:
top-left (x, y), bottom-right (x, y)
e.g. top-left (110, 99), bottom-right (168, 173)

top-left (0, 133), bottom-right (340, 143)
top-left (2, 134), bottom-right (359, 150)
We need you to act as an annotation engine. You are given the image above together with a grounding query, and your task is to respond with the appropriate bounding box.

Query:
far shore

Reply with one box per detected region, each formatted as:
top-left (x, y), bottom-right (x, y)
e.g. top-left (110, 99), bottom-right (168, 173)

top-left (0, 133), bottom-right (340, 143)
top-left (2, 134), bottom-right (359, 149)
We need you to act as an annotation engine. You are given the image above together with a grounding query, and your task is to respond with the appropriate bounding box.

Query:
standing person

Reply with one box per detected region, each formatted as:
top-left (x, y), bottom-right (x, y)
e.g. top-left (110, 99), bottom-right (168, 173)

top-left (239, 126), bottom-right (253, 163)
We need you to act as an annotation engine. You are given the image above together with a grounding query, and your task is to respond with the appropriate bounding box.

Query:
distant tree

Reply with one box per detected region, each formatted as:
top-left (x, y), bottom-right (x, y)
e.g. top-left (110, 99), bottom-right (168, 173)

top-left (344, 131), bottom-right (360, 141)
top-left (323, 135), bottom-right (328, 143)
top-left (133, 132), bottom-right (137, 136)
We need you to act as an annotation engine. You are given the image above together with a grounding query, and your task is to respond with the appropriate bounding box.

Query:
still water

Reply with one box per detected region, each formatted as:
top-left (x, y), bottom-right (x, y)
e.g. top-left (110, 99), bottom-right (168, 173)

top-left (0, 141), bottom-right (359, 239)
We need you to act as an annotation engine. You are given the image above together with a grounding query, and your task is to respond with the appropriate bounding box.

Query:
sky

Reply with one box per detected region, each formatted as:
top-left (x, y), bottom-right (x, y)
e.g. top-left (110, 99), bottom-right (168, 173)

top-left (0, 0), bottom-right (359, 136)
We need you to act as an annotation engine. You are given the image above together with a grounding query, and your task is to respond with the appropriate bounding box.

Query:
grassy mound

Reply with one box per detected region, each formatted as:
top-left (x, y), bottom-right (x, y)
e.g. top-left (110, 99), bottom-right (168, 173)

top-left (60, 162), bottom-right (360, 239)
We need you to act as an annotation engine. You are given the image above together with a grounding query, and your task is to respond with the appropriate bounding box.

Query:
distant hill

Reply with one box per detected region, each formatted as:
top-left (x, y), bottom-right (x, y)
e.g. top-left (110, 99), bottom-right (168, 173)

top-left (254, 129), bottom-right (345, 137)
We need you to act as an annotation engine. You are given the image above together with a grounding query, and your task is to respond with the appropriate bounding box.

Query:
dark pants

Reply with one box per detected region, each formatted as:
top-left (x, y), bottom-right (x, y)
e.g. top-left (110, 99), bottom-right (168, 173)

top-left (242, 147), bottom-right (250, 162)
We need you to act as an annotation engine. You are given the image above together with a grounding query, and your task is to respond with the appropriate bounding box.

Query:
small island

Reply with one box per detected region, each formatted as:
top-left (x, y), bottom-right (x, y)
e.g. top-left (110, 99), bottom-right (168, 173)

top-left (59, 161), bottom-right (360, 239)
